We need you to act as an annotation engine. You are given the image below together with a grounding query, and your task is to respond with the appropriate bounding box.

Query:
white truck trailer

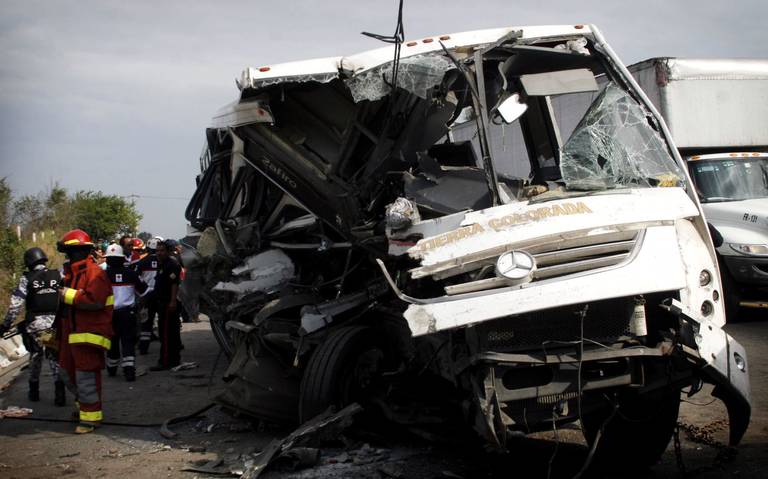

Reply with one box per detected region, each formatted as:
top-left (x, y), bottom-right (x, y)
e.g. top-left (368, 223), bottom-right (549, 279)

top-left (628, 58), bottom-right (768, 318)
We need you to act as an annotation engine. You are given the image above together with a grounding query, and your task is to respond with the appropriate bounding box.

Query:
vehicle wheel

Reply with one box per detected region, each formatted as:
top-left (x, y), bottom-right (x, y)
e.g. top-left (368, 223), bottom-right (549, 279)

top-left (581, 387), bottom-right (681, 469)
top-left (719, 266), bottom-right (741, 322)
top-left (299, 325), bottom-right (390, 423)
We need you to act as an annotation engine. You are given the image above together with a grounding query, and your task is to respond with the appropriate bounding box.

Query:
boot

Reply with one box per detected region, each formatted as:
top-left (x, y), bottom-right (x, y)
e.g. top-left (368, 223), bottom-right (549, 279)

top-left (107, 366), bottom-right (117, 377)
top-left (28, 381), bottom-right (40, 402)
top-left (124, 366), bottom-right (136, 382)
top-left (54, 381), bottom-right (66, 407)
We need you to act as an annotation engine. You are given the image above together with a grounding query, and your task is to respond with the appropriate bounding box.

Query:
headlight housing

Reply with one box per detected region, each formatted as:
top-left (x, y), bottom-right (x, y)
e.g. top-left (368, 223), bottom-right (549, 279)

top-left (729, 243), bottom-right (768, 256)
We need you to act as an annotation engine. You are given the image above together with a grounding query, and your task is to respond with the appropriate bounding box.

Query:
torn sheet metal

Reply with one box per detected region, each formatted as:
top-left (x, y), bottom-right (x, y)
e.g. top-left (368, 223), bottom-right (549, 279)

top-left (345, 54), bottom-right (455, 102)
top-left (237, 57), bottom-right (341, 91)
top-left (240, 404), bottom-right (362, 479)
top-left (210, 99), bottom-right (275, 129)
top-left (560, 83), bottom-right (683, 190)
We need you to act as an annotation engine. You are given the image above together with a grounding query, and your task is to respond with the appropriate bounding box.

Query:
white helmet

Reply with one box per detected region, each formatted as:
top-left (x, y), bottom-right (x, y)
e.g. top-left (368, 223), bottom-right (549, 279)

top-left (153, 236), bottom-right (164, 242)
top-left (147, 237), bottom-right (160, 250)
top-left (105, 244), bottom-right (124, 258)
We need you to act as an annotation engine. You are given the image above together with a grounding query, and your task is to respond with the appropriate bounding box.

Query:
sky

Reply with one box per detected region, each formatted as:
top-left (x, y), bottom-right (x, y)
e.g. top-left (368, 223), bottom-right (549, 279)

top-left (0, 0), bottom-right (765, 239)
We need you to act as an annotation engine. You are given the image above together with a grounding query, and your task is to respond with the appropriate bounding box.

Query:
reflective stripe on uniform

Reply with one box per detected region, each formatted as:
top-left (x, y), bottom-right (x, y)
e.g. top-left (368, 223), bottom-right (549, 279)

top-left (80, 410), bottom-right (103, 422)
top-left (69, 332), bottom-right (111, 349)
top-left (122, 356), bottom-right (135, 367)
top-left (63, 288), bottom-right (78, 305)
top-left (106, 357), bottom-right (120, 367)
top-left (105, 295), bottom-right (114, 306)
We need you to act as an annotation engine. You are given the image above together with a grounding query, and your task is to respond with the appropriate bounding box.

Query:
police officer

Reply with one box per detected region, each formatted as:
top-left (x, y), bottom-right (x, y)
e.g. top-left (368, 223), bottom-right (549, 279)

top-left (0, 247), bottom-right (65, 405)
top-left (149, 240), bottom-right (182, 371)
top-left (57, 229), bottom-right (114, 434)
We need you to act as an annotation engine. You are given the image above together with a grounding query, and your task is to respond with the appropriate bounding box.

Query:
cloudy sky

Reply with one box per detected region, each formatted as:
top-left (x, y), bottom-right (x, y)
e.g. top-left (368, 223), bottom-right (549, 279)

top-left (1, 0), bottom-right (764, 238)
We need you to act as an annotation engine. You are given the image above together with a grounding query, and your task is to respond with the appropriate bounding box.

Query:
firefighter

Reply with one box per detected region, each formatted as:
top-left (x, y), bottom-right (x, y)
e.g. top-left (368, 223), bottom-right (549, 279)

top-left (0, 247), bottom-right (65, 405)
top-left (104, 244), bottom-right (147, 381)
top-left (135, 237), bottom-right (160, 355)
top-left (129, 238), bottom-right (146, 265)
top-left (150, 240), bottom-right (182, 371)
top-left (56, 229), bottom-right (114, 434)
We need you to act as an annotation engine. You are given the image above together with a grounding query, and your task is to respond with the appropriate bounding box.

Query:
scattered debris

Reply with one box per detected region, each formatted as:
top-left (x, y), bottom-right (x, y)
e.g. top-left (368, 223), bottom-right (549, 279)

top-left (272, 447), bottom-right (320, 471)
top-left (0, 406), bottom-right (32, 418)
top-left (184, 445), bottom-right (207, 453)
top-left (240, 403), bottom-right (362, 479)
top-left (58, 452), bottom-right (81, 458)
top-left (171, 362), bottom-right (199, 372)
top-left (181, 458), bottom-right (238, 477)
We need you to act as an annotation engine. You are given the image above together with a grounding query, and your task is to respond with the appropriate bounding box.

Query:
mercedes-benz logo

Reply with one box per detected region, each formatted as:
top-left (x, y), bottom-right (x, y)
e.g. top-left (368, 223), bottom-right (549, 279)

top-left (495, 250), bottom-right (536, 284)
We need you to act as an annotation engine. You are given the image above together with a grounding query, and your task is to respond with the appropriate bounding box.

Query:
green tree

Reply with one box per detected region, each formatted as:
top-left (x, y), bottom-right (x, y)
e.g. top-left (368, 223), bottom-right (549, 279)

top-left (44, 183), bottom-right (72, 230)
top-left (0, 179), bottom-right (23, 302)
top-left (71, 191), bottom-right (142, 240)
top-left (12, 194), bottom-right (45, 231)
top-left (0, 178), bottom-right (12, 227)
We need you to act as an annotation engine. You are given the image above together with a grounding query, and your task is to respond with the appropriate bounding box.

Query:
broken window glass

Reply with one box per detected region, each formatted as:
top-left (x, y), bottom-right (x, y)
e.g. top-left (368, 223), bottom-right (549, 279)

top-left (559, 83), bottom-right (683, 190)
top-left (345, 54), bottom-right (455, 103)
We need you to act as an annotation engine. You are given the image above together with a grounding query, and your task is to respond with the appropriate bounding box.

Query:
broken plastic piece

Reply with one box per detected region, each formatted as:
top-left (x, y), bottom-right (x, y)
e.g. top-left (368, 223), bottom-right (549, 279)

top-left (214, 249), bottom-right (295, 297)
top-left (560, 83), bottom-right (682, 190)
top-left (553, 37), bottom-right (590, 55)
top-left (385, 197), bottom-right (421, 231)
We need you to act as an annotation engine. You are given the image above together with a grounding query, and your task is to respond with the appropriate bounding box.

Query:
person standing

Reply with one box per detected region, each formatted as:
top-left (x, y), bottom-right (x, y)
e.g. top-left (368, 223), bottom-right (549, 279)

top-left (135, 238), bottom-right (160, 355)
top-left (56, 229), bottom-right (114, 434)
top-left (0, 247), bottom-right (65, 406)
top-left (104, 244), bottom-right (147, 381)
top-left (129, 238), bottom-right (146, 266)
top-left (150, 240), bottom-right (181, 371)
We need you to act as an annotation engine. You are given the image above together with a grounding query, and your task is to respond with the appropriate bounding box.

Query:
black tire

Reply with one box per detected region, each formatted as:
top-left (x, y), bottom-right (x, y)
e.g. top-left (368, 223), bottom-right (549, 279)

top-left (299, 325), bottom-right (389, 423)
top-left (581, 387), bottom-right (681, 469)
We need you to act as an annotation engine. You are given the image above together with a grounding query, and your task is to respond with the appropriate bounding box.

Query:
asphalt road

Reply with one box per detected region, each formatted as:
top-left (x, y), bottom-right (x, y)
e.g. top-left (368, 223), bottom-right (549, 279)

top-left (0, 313), bottom-right (766, 478)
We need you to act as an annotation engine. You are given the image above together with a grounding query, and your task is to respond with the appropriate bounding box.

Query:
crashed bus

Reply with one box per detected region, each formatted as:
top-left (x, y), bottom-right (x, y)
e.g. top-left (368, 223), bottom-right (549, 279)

top-left (181, 24), bottom-right (750, 467)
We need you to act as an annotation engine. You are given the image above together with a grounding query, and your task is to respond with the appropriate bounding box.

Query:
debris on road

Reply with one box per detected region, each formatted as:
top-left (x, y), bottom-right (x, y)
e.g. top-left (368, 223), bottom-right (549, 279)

top-left (171, 361), bottom-right (199, 372)
top-left (0, 406), bottom-right (32, 418)
top-left (240, 403), bottom-right (362, 478)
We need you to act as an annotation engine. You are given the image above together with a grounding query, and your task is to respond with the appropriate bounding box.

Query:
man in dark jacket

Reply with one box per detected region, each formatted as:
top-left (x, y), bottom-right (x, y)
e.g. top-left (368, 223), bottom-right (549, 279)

top-left (0, 247), bottom-right (65, 405)
top-left (149, 240), bottom-right (182, 371)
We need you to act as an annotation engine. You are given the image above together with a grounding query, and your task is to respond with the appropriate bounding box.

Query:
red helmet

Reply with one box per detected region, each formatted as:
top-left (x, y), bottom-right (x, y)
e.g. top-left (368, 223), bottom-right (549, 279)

top-left (58, 229), bottom-right (94, 251)
top-left (132, 238), bottom-right (145, 250)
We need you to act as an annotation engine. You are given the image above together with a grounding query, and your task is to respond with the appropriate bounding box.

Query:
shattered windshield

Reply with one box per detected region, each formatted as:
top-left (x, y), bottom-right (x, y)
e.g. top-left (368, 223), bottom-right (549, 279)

top-left (690, 158), bottom-right (768, 202)
top-left (559, 83), bottom-right (683, 191)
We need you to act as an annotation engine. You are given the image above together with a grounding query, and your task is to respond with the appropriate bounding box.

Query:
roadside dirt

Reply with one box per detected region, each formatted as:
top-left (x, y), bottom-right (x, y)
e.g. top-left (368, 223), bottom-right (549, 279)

top-left (1, 315), bottom-right (766, 479)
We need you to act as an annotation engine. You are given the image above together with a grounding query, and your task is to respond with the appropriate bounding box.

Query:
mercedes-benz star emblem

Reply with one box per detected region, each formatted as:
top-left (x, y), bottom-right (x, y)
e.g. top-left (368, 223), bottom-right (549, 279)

top-left (495, 250), bottom-right (536, 284)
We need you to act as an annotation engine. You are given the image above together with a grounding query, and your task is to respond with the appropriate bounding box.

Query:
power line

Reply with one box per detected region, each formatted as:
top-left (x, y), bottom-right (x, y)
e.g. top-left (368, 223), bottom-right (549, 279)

top-left (121, 194), bottom-right (191, 201)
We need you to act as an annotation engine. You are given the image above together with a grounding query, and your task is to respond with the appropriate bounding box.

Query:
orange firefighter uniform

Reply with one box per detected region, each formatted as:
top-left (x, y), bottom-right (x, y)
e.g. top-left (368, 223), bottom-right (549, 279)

top-left (57, 230), bottom-right (114, 432)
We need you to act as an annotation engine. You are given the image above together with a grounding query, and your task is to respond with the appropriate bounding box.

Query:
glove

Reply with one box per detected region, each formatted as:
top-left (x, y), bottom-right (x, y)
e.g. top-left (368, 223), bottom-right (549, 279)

top-left (0, 324), bottom-right (10, 336)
